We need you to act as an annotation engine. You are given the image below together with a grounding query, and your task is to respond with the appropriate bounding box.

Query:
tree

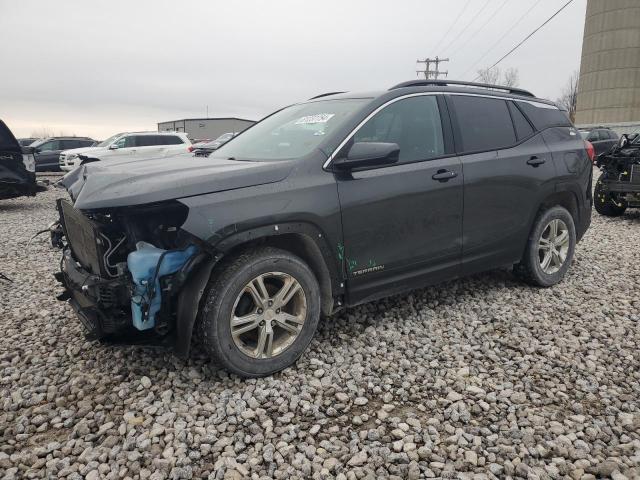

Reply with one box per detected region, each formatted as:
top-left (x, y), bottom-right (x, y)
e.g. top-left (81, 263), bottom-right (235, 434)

top-left (476, 67), bottom-right (520, 87)
top-left (556, 70), bottom-right (579, 123)
top-left (29, 127), bottom-right (76, 138)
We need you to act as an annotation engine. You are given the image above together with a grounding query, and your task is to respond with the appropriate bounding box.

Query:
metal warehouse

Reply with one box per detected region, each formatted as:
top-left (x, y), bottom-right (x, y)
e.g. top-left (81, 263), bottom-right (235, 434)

top-left (157, 117), bottom-right (255, 141)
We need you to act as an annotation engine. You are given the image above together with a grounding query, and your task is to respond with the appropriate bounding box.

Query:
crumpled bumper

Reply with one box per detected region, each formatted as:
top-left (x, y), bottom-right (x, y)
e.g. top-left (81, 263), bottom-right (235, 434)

top-left (56, 249), bottom-right (130, 339)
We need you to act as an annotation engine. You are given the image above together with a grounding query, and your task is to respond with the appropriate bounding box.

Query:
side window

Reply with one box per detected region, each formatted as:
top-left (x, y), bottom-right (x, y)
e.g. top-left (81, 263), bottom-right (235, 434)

top-left (351, 95), bottom-right (445, 164)
top-left (113, 136), bottom-right (128, 148)
top-left (135, 135), bottom-right (161, 147)
top-left (508, 102), bottom-right (535, 140)
top-left (38, 140), bottom-right (60, 151)
top-left (162, 135), bottom-right (183, 145)
top-left (515, 101), bottom-right (572, 130)
top-left (451, 96), bottom-right (516, 152)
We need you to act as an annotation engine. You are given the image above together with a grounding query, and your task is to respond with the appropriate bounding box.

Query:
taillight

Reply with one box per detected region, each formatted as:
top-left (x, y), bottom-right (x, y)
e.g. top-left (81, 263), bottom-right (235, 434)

top-left (585, 140), bottom-right (595, 163)
top-left (188, 146), bottom-right (194, 153)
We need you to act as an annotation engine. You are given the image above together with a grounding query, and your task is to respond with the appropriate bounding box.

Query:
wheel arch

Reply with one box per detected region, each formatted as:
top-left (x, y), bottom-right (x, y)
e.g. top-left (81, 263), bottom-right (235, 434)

top-left (537, 190), bottom-right (579, 228)
top-left (216, 226), bottom-right (339, 317)
top-left (174, 222), bottom-right (342, 359)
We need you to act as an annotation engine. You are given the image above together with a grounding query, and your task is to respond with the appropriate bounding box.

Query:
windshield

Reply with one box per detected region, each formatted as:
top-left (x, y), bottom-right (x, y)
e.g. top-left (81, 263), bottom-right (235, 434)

top-left (216, 133), bottom-right (234, 142)
top-left (212, 99), bottom-right (368, 160)
top-left (578, 130), bottom-right (590, 139)
top-left (97, 133), bottom-right (125, 148)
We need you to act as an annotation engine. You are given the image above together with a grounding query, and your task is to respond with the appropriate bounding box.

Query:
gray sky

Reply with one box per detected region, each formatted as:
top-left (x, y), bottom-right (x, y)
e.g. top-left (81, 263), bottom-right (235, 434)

top-left (0, 0), bottom-right (586, 139)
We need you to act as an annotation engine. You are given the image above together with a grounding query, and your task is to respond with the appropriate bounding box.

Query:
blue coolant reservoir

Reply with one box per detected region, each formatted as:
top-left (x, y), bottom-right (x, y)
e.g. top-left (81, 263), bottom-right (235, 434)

top-left (127, 242), bottom-right (198, 331)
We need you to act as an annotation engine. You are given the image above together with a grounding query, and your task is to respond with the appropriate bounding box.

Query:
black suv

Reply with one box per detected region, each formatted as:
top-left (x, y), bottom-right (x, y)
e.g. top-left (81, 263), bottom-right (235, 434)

top-left (53, 80), bottom-right (592, 377)
top-left (31, 137), bottom-right (95, 171)
top-left (579, 127), bottom-right (618, 156)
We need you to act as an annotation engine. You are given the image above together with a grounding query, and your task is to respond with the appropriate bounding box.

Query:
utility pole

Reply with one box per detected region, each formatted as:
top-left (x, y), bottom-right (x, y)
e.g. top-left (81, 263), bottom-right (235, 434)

top-left (416, 56), bottom-right (449, 79)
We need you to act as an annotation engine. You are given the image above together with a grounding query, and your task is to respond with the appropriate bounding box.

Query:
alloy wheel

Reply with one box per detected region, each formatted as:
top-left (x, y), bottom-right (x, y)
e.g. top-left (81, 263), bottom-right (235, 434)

top-left (230, 272), bottom-right (307, 359)
top-left (537, 219), bottom-right (570, 274)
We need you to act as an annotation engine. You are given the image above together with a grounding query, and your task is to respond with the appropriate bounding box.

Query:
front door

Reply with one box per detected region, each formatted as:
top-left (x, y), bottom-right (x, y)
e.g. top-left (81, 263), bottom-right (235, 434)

top-left (334, 94), bottom-right (463, 305)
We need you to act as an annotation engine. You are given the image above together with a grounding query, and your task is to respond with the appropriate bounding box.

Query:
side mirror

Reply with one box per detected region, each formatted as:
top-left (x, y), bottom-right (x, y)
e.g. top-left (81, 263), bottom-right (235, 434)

top-left (22, 146), bottom-right (35, 154)
top-left (109, 144), bottom-right (120, 150)
top-left (34, 148), bottom-right (41, 154)
top-left (333, 142), bottom-right (400, 170)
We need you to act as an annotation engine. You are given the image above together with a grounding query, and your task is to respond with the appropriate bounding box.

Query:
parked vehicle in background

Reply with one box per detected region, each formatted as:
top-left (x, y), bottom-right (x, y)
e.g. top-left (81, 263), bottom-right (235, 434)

top-left (579, 127), bottom-right (618, 156)
top-left (53, 80), bottom-right (592, 377)
top-left (18, 138), bottom-right (40, 147)
top-left (31, 137), bottom-right (95, 171)
top-left (594, 133), bottom-right (640, 216)
top-left (0, 120), bottom-right (37, 200)
top-left (192, 132), bottom-right (237, 156)
top-left (59, 131), bottom-right (191, 171)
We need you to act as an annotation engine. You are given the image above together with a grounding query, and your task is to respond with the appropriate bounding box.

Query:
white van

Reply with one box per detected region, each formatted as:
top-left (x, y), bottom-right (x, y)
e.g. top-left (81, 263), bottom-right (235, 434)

top-left (59, 131), bottom-right (191, 171)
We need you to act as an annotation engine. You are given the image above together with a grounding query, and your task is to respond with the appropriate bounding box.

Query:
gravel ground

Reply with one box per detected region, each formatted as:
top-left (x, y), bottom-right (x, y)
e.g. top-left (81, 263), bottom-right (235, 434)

top-left (1, 170), bottom-right (639, 480)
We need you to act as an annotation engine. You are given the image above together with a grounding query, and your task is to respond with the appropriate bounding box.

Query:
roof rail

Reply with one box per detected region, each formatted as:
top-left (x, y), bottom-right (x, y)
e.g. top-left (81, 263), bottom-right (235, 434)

top-left (308, 91), bottom-right (346, 100)
top-left (389, 79), bottom-right (535, 98)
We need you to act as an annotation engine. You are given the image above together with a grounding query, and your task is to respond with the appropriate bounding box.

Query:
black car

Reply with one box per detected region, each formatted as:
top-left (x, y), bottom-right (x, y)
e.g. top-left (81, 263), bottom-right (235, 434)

top-left (594, 133), bottom-right (640, 216)
top-left (31, 136), bottom-right (95, 171)
top-left (18, 137), bottom-right (40, 147)
top-left (0, 120), bottom-right (37, 200)
top-left (53, 80), bottom-right (592, 377)
top-left (579, 127), bottom-right (618, 156)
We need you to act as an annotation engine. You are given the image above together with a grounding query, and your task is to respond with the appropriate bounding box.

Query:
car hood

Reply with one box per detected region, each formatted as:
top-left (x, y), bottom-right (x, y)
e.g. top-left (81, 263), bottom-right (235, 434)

top-left (60, 154), bottom-right (295, 210)
top-left (61, 146), bottom-right (105, 156)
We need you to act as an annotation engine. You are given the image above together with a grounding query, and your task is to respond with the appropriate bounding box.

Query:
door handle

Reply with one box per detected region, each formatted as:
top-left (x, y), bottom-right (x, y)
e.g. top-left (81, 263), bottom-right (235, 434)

top-left (526, 156), bottom-right (545, 167)
top-left (432, 169), bottom-right (458, 182)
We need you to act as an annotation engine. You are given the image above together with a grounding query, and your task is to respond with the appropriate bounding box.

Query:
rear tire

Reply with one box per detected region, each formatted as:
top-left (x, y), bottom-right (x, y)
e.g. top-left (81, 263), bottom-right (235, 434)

top-left (514, 206), bottom-right (576, 287)
top-left (594, 173), bottom-right (627, 217)
top-left (198, 247), bottom-right (321, 377)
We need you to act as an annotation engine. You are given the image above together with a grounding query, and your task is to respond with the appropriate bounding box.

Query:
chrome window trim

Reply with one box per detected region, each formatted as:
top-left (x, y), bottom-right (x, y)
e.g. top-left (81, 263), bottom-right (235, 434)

top-left (323, 92), bottom-right (441, 169)
top-left (322, 91), bottom-right (557, 169)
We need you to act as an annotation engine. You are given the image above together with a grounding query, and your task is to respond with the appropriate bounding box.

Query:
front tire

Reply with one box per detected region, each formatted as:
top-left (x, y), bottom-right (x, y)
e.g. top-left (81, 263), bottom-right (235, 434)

top-left (514, 206), bottom-right (576, 287)
top-left (594, 173), bottom-right (627, 217)
top-left (198, 247), bottom-right (321, 377)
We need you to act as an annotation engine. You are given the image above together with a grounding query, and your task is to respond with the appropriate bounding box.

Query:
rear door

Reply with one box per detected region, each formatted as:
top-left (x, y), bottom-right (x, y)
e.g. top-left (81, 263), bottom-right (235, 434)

top-left (335, 94), bottom-right (463, 304)
top-left (447, 94), bottom-right (557, 274)
top-left (158, 134), bottom-right (188, 156)
top-left (34, 139), bottom-right (62, 171)
top-left (130, 135), bottom-right (166, 158)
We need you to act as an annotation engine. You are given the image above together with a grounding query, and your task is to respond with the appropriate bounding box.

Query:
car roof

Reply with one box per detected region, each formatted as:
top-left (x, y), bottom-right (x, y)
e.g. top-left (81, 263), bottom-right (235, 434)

top-left (123, 131), bottom-right (187, 135)
top-left (33, 136), bottom-right (94, 143)
top-left (306, 80), bottom-right (556, 107)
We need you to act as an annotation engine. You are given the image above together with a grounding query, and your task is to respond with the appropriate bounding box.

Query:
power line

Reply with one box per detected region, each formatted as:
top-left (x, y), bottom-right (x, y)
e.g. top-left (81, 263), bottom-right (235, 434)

top-left (472, 0), bottom-right (575, 81)
top-left (461, 0), bottom-right (543, 78)
top-left (431, 0), bottom-right (472, 54)
top-left (449, 0), bottom-right (510, 58)
top-left (441, 0), bottom-right (492, 54)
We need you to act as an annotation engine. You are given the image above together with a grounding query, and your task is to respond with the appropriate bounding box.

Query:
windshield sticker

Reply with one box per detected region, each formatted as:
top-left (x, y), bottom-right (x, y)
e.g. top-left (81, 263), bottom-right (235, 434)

top-left (294, 113), bottom-right (335, 125)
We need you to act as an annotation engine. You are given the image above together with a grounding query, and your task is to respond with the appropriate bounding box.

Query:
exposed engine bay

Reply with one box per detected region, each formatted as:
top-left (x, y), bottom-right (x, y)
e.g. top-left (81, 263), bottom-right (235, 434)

top-left (52, 198), bottom-right (212, 348)
top-left (594, 133), bottom-right (640, 215)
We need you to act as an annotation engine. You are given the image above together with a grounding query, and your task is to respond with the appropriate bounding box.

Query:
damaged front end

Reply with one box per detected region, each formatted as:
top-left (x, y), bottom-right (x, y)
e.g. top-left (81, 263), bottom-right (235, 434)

top-left (53, 198), bottom-right (215, 355)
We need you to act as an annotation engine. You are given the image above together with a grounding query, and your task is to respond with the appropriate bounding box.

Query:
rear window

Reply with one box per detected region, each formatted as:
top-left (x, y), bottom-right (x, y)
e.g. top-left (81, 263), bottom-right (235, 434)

top-left (451, 96), bottom-right (516, 152)
top-left (515, 101), bottom-right (571, 130)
